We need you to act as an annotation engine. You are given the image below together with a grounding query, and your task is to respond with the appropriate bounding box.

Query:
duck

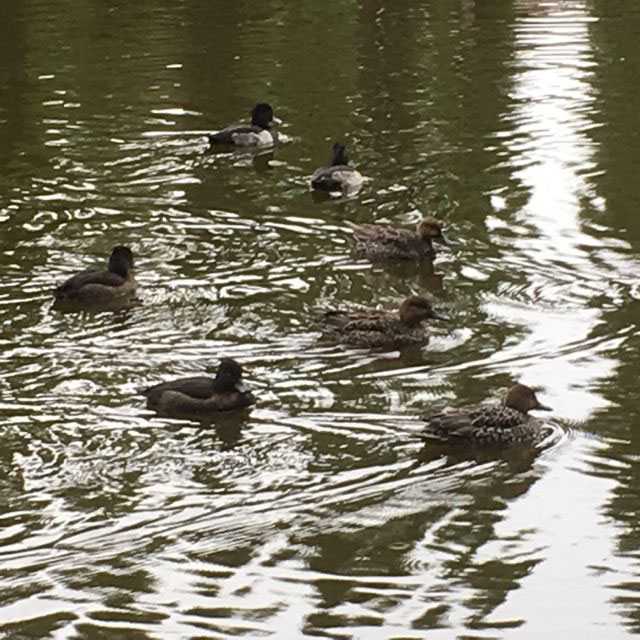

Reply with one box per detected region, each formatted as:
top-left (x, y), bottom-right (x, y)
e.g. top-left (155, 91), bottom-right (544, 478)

top-left (143, 357), bottom-right (255, 418)
top-left (208, 102), bottom-right (279, 147)
top-left (351, 216), bottom-right (448, 261)
top-left (422, 384), bottom-right (552, 446)
top-left (310, 142), bottom-right (364, 193)
top-left (321, 295), bottom-right (442, 349)
top-left (53, 246), bottom-right (136, 306)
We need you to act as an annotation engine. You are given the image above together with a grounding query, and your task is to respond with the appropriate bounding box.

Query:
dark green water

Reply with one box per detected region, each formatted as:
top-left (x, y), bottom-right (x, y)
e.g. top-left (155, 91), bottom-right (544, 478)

top-left (2, 0), bottom-right (640, 637)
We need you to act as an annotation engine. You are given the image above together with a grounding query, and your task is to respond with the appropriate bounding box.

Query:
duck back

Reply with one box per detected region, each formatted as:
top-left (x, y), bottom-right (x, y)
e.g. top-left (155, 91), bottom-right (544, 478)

top-left (424, 404), bottom-right (547, 445)
top-left (311, 165), bottom-right (361, 192)
top-left (155, 388), bottom-right (255, 418)
top-left (209, 125), bottom-right (276, 147)
top-left (55, 269), bottom-right (125, 296)
top-left (352, 225), bottom-right (433, 261)
top-left (143, 376), bottom-right (219, 410)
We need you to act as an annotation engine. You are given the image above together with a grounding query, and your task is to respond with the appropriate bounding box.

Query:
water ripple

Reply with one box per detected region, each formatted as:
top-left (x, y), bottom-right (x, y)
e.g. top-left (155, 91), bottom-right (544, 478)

top-left (1, 0), bottom-right (639, 637)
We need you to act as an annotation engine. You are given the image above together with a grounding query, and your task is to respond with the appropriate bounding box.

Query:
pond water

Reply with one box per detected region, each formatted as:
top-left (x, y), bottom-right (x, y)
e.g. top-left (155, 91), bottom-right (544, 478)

top-left (2, 0), bottom-right (640, 637)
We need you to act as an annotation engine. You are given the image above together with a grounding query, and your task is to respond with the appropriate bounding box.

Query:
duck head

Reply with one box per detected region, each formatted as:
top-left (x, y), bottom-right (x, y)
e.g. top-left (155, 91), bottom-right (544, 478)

top-left (330, 142), bottom-right (349, 166)
top-left (251, 103), bottom-right (276, 129)
top-left (214, 357), bottom-right (247, 393)
top-left (108, 246), bottom-right (134, 278)
top-left (398, 295), bottom-right (443, 326)
top-left (416, 217), bottom-right (448, 245)
top-left (505, 384), bottom-right (552, 413)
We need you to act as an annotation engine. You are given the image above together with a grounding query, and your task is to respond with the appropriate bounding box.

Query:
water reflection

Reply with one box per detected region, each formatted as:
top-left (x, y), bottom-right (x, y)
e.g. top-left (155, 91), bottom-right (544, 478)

top-left (2, 0), bottom-right (640, 637)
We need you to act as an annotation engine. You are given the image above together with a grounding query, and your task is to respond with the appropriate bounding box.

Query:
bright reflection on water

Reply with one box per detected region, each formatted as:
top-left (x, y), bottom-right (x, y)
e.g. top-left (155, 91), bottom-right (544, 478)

top-left (2, 0), bottom-right (640, 637)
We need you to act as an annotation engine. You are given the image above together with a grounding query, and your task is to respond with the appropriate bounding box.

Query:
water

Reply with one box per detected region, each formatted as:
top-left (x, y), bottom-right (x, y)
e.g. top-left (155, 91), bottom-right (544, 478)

top-left (1, 0), bottom-right (640, 637)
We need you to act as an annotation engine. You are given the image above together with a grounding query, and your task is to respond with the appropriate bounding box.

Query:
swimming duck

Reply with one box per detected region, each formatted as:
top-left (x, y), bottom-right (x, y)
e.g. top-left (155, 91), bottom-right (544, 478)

top-left (351, 216), bottom-right (448, 261)
top-left (208, 102), bottom-right (279, 147)
top-left (310, 143), bottom-right (363, 193)
top-left (53, 246), bottom-right (136, 306)
top-left (422, 384), bottom-right (552, 446)
top-left (321, 295), bottom-right (441, 349)
top-left (143, 357), bottom-right (255, 418)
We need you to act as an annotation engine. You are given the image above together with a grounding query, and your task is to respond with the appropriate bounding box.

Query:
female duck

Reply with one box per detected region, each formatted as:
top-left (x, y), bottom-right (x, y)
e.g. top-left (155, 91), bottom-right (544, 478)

top-left (208, 102), bottom-right (279, 147)
top-left (310, 143), bottom-right (363, 193)
top-left (53, 246), bottom-right (136, 306)
top-left (422, 384), bottom-right (552, 446)
top-left (351, 216), bottom-right (448, 261)
top-left (143, 357), bottom-right (255, 418)
top-left (322, 295), bottom-right (441, 349)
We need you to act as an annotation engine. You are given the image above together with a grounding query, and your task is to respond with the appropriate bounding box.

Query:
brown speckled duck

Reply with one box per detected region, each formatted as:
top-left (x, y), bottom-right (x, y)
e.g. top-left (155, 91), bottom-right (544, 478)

top-left (321, 295), bottom-right (442, 349)
top-left (422, 384), bottom-right (552, 446)
top-left (351, 216), bottom-right (447, 261)
top-left (143, 358), bottom-right (255, 418)
top-left (53, 246), bottom-right (136, 306)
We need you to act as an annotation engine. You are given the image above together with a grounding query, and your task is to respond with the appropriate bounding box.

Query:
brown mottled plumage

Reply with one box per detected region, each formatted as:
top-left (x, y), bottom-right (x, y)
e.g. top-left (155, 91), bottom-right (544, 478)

top-left (321, 295), bottom-right (441, 348)
top-left (352, 217), bottom-right (447, 261)
top-left (422, 384), bottom-right (552, 445)
top-left (143, 358), bottom-right (255, 419)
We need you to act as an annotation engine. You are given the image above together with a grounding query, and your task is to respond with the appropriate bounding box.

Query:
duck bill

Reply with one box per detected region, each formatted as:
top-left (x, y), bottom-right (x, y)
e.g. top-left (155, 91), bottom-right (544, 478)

top-left (430, 311), bottom-right (448, 322)
top-left (271, 117), bottom-right (283, 126)
top-left (535, 402), bottom-right (552, 411)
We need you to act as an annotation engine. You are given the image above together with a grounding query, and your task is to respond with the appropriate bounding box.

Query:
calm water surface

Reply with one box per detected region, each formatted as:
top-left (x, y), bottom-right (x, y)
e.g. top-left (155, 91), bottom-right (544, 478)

top-left (2, 0), bottom-right (640, 637)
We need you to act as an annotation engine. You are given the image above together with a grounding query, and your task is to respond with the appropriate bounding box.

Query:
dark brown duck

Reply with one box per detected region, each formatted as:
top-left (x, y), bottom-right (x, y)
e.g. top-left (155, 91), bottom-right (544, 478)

top-left (143, 358), bottom-right (255, 418)
top-left (53, 246), bottom-right (136, 306)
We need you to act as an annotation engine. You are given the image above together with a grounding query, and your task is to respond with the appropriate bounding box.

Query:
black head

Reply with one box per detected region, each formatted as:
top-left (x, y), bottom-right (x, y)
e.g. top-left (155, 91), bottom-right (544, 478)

top-left (213, 357), bottom-right (245, 393)
top-left (251, 103), bottom-right (275, 129)
top-left (330, 142), bottom-right (349, 166)
top-left (108, 246), bottom-right (134, 278)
